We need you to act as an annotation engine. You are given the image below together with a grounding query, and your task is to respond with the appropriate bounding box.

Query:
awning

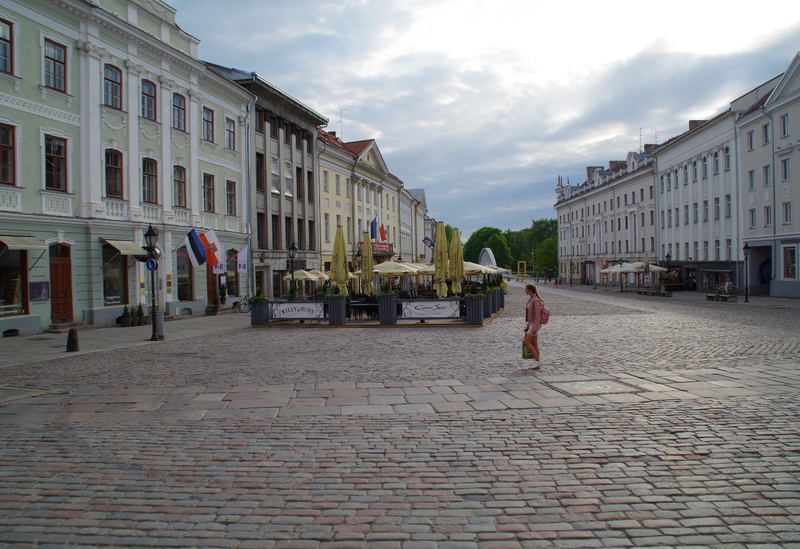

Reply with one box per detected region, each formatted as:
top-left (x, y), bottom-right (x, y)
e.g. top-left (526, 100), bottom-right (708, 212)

top-left (0, 235), bottom-right (48, 250)
top-left (103, 239), bottom-right (147, 255)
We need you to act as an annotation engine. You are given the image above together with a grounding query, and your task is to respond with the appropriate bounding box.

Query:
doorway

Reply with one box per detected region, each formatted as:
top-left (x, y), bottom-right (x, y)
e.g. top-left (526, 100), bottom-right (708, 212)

top-left (49, 244), bottom-right (73, 322)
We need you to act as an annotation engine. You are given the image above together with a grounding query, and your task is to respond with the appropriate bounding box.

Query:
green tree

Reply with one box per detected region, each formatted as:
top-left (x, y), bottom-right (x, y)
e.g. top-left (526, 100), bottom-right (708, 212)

top-left (463, 227), bottom-right (502, 263)
top-left (485, 233), bottom-right (513, 268)
top-left (535, 234), bottom-right (558, 275)
top-left (445, 224), bottom-right (454, 246)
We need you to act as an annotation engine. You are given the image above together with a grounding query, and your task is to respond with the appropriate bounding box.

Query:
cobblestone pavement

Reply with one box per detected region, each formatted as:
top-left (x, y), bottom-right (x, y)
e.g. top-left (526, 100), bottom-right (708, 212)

top-left (1, 282), bottom-right (799, 548)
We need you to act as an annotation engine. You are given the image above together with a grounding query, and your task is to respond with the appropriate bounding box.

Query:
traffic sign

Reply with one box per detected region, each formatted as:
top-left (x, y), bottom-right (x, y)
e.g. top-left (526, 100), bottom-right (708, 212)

top-left (146, 258), bottom-right (158, 271)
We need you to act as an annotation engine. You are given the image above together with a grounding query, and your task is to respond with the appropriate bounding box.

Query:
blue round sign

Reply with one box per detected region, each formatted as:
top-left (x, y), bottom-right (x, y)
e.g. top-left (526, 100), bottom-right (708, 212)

top-left (146, 258), bottom-right (158, 271)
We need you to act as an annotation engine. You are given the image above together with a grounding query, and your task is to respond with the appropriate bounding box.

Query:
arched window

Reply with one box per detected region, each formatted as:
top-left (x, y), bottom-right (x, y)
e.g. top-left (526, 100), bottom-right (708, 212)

top-left (104, 149), bottom-right (123, 198)
top-left (103, 65), bottom-right (122, 109)
top-left (713, 152), bottom-right (719, 174)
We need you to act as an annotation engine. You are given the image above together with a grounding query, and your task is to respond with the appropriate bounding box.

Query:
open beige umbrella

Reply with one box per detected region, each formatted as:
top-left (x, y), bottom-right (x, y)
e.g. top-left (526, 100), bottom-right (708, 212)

top-left (308, 269), bottom-right (329, 280)
top-left (360, 231), bottom-right (375, 294)
top-left (448, 228), bottom-right (465, 295)
top-left (329, 225), bottom-right (349, 294)
top-left (434, 221), bottom-right (449, 298)
top-left (282, 269), bottom-right (321, 281)
top-left (464, 261), bottom-right (490, 275)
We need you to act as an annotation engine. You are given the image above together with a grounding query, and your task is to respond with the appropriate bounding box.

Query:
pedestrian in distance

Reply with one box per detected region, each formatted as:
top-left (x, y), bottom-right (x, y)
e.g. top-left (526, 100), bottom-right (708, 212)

top-left (523, 283), bottom-right (542, 368)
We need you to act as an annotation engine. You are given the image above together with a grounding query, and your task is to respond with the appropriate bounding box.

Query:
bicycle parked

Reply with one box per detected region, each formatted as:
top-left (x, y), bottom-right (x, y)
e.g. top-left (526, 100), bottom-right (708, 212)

top-left (236, 294), bottom-right (251, 313)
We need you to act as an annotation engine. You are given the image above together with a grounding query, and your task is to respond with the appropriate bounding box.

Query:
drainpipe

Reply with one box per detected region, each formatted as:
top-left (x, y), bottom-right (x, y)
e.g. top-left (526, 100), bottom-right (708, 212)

top-left (244, 94), bottom-right (257, 295)
top-left (760, 106), bottom-right (776, 296)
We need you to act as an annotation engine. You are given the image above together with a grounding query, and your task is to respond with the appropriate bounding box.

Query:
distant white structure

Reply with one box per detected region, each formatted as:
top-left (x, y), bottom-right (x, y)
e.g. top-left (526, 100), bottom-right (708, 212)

top-left (479, 248), bottom-right (511, 274)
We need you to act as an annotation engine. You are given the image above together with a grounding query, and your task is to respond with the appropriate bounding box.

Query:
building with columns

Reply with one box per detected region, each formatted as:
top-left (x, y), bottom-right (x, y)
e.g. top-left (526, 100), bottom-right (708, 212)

top-left (0, 0), bottom-right (253, 334)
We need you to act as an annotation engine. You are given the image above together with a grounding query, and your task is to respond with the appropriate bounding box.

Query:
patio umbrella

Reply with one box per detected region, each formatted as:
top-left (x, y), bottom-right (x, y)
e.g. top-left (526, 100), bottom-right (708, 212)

top-left (448, 228), bottom-right (465, 295)
top-left (434, 221), bottom-right (449, 297)
top-left (282, 269), bottom-right (321, 281)
top-left (329, 225), bottom-right (349, 294)
top-left (360, 231), bottom-right (375, 295)
top-left (464, 261), bottom-right (491, 275)
top-left (308, 269), bottom-right (329, 280)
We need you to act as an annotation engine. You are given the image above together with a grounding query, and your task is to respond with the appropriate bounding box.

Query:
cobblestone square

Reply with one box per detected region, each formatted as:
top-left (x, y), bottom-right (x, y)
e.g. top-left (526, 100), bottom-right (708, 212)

top-left (1, 281), bottom-right (799, 547)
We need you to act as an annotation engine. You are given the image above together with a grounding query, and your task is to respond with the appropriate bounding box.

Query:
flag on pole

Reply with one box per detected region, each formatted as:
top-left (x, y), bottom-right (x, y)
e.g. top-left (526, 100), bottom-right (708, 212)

top-left (422, 236), bottom-right (434, 249)
top-left (379, 223), bottom-right (387, 242)
top-left (212, 241), bottom-right (225, 274)
top-left (370, 217), bottom-right (377, 239)
top-left (184, 229), bottom-right (206, 268)
top-left (200, 230), bottom-right (222, 268)
top-left (237, 245), bottom-right (248, 273)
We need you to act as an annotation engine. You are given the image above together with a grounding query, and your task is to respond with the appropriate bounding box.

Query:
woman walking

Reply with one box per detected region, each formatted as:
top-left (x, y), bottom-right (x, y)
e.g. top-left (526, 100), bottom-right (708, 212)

top-left (523, 283), bottom-right (542, 368)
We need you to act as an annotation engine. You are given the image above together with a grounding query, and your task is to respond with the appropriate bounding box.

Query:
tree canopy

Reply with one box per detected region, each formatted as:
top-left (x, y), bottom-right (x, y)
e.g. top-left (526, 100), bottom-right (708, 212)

top-left (461, 220), bottom-right (557, 272)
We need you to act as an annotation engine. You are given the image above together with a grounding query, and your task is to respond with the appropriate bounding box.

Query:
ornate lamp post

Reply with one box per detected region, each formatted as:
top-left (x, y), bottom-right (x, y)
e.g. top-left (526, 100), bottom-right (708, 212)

top-left (143, 224), bottom-right (162, 341)
top-left (288, 241), bottom-right (297, 296)
top-left (743, 243), bottom-right (750, 303)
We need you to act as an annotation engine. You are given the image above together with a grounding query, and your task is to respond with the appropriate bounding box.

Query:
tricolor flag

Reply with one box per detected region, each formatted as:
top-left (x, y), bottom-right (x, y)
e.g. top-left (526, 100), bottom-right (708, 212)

top-left (379, 223), bottom-right (387, 242)
top-left (212, 241), bottom-right (225, 274)
top-left (200, 230), bottom-right (222, 268)
top-left (184, 229), bottom-right (206, 268)
top-left (237, 245), bottom-right (248, 273)
top-left (370, 217), bottom-right (377, 239)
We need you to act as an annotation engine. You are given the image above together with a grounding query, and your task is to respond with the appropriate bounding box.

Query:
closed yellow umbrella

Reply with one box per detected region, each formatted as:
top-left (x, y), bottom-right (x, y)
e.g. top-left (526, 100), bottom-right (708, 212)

top-left (434, 221), bottom-right (449, 298)
top-left (449, 228), bottom-right (465, 295)
top-left (330, 225), bottom-right (349, 294)
top-left (360, 231), bottom-right (375, 294)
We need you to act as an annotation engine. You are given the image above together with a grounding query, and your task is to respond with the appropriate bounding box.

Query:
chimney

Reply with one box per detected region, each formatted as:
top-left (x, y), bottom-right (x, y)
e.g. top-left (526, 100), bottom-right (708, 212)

top-left (688, 120), bottom-right (708, 131)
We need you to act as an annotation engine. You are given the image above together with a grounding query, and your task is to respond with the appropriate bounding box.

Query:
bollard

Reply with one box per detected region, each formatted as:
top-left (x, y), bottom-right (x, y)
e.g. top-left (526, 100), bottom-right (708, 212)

top-left (66, 328), bottom-right (79, 352)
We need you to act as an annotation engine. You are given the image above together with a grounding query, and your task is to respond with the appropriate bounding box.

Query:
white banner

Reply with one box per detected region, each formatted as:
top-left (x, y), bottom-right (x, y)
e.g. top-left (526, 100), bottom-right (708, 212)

top-left (401, 300), bottom-right (461, 319)
top-left (237, 245), bottom-right (248, 273)
top-left (271, 302), bottom-right (325, 320)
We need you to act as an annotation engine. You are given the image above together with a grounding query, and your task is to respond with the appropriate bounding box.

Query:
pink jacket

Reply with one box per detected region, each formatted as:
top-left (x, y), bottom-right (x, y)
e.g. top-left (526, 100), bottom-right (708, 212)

top-left (525, 296), bottom-right (542, 334)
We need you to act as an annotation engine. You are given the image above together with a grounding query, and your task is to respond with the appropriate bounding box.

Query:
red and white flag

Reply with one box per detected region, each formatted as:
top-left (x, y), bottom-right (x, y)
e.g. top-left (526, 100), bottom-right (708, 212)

top-left (200, 230), bottom-right (222, 268)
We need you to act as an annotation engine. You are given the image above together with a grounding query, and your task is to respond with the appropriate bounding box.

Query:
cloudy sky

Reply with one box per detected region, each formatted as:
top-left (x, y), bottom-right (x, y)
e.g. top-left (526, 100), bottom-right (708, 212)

top-left (163, 0), bottom-right (800, 239)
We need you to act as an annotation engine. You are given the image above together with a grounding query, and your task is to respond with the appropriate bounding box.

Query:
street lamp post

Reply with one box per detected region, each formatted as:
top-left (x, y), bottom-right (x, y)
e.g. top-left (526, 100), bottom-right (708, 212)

top-left (743, 243), bottom-right (750, 303)
top-left (665, 252), bottom-right (671, 293)
top-left (355, 249), bottom-right (362, 293)
top-left (289, 241), bottom-right (297, 297)
top-left (143, 224), bottom-right (162, 341)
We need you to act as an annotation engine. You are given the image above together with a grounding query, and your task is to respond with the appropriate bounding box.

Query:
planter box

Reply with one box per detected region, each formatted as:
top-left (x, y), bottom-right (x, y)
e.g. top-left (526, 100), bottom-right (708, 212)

top-left (483, 294), bottom-right (491, 318)
top-left (378, 294), bottom-right (397, 325)
top-left (250, 301), bottom-right (270, 325)
top-left (465, 297), bottom-right (484, 325)
top-left (328, 296), bottom-right (347, 325)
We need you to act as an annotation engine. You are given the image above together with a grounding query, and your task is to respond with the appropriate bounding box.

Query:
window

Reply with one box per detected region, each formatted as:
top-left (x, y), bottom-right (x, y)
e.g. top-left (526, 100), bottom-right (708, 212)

top-left (284, 161), bottom-right (292, 194)
top-left (703, 200), bottom-right (709, 222)
top-left (323, 171), bottom-right (329, 192)
top-left (270, 156), bottom-right (280, 192)
top-left (296, 167), bottom-right (304, 200)
top-left (225, 117), bottom-right (235, 150)
top-left (702, 156), bottom-right (708, 178)
top-left (725, 194), bottom-right (732, 219)
top-left (762, 123), bottom-right (770, 145)
top-left (44, 39), bottom-right (66, 92)
top-left (780, 114), bottom-right (789, 138)
top-left (667, 209), bottom-right (672, 228)
top-left (142, 158), bottom-right (157, 203)
top-left (749, 208), bottom-right (756, 228)
top-left (141, 80), bottom-right (156, 120)
top-left (763, 165), bottom-right (771, 187)
top-left (271, 215), bottom-right (279, 249)
top-left (173, 166), bottom-right (186, 208)
top-left (335, 174), bottom-right (341, 195)
top-left (783, 202), bottom-right (792, 225)
top-left (747, 131), bottom-right (755, 150)
top-left (103, 65), bottom-right (122, 109)
top-left (714, 240), bottom-right (720, 261)
top-left (255, 153), bottom-right (265, 192)
top-left (666, 172), bottom-right (671, 191)
top-left (703, 241), bottom-right (708, 261)
top-left (0, 19), bottom-right (13, 74)
top-left (269, 115), bottom-right (278, 140)
top-left (44, 135), bottom-right (67, 191)
top-left (324, 213), bottom-right (330, 242)
top-left (684, 165), bottom-right (689, 185)
top-left (725, 147), bottom-right (731, 170)
top-left (782, 158), bottom-right (791, 181)
top-left (692, 161), bottom-right (698, 181)
top-left (203, 173), bottom-right (215, 212)
top-left (673, 170), bottom-right (678, 188)
top-left (102, 244), bottom-right (126, 306)
top-left (0, 245), bottom-right (25, 315)
top-left (226, 180), bottom-right (236, 216)
top-left (693, 202), bottom-right (698, 224)
top-left (255, 107), bottom-right (264, 134)
top-left (176, 246), bottom-right (193, 301)
top-left (684, 205), bottom-right (689, 225)
top-left (714, 197), bottom-right (720, 220)
top-left (713, 152), bottom-right (719, 174)
top-left (172, 93), bottom-right (186, 131)
top-left (284, 217), bottom-right (292, 249)
top-left (748, 170), bottom-right (755, 190)
top-left (0, 123), bottom-right (15, 186)
top-left (307, 170), bottom-right (314, 204)
top-left (784, 247), bottom-right (797, 279)
top-left (297, 219), bottom-right (305, 249)
top-left (764, 205), bottom-right (772, 227)
top-left (202, 107), bottom-right (214, 142)
top-left (104, 150), bottom-right (123, 198)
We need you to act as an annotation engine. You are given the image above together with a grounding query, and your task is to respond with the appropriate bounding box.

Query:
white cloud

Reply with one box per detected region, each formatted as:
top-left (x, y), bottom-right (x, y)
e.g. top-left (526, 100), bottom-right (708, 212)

top-left (163, 0), bottom-right (800, 238)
